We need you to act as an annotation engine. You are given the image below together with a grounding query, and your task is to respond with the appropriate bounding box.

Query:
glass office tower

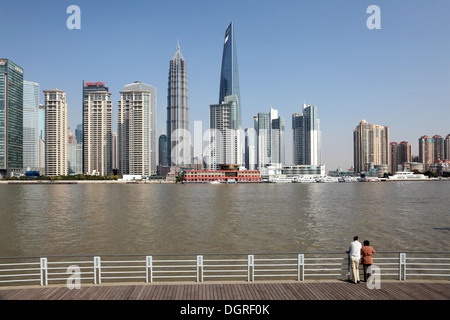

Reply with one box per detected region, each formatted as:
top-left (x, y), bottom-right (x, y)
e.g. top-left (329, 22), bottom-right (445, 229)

top-left (219, 22), bottom-right (241, 129)
top-left (23, 80), bottom-right (40, 171)
top-left (167, 42), bottom-right (190, 167)
top-left (0, 59), bottom-right (24, 178)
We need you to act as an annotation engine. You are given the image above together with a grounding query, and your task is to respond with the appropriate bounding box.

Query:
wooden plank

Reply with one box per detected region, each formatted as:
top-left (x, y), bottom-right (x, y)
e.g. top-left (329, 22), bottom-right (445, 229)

top-left (1, 281), bottom-right (449, 300)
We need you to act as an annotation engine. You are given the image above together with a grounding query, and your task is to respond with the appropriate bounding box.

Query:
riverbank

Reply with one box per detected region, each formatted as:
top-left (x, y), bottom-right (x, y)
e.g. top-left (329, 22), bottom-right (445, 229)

top-left (0, 179), bottom-right (177, 184)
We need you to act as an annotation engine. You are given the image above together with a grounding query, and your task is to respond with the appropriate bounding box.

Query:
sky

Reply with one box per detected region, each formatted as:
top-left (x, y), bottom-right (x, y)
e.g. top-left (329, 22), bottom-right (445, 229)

top-left (1, 0), bottom-right (449, 171)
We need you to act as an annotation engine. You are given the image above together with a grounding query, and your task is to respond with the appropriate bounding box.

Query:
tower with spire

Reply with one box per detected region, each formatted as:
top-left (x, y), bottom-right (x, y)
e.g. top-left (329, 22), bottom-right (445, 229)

top-left (167, 41), bottom-right (190, 167)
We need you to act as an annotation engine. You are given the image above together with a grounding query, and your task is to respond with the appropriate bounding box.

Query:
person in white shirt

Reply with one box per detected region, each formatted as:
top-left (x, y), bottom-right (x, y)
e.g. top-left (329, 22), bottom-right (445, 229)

top-left (348, 236), bottom-right (362, 283)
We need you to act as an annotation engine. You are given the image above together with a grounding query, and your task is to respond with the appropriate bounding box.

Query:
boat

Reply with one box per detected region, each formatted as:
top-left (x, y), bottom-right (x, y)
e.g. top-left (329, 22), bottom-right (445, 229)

top-left (268, 176), bottom-right (293, 183)
top-left (315, 176), bottom-right (338, 183)
top-left (293, 176), bottom-right (316, 183)
top-left (338, 176), bottom-right (358, 182)
top-left (388, 171), bottom-right (428, 180)
top-left (209, 180), bottom-right (221, 184)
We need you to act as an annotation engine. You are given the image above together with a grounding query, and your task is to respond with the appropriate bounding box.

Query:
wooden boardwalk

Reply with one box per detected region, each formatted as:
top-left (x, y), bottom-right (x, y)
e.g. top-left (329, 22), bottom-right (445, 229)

top-left (1, 280), bottom-right (449, 300)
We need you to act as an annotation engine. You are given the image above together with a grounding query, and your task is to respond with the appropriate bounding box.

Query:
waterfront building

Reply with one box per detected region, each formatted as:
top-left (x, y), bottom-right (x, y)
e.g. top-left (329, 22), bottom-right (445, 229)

top-left (244, 128), bottom-right (257, 170)
top-left (68, 128), bottom-right (82, 175)
top-left (44, 89), bottom-right (68, 176)
top-left (389, 141), bottom-right (412, 173)
top-left (38, 104), bottom-right (46, 174)
top-left (158, 134), bottom-right (168, 167)
top-left (111, 131), bottom-right (118, 173)
top-left (82, 81), bottom-right (112, 176)
top-left (219, 22), bottom-right (241, 118)
top-left (75, 124), bottom-right (83, 144)
top-left (445, 134), bottom-right (450, 160)
top-left (182, 166), bottom-right (261, 183)
top-left (167, 42), bottom-right (190, 167)
top-left (209, 95), bottom-right (242, 170)
top-left (208, 22), bottom-right (243, 171)
top-left (353, 120), bottom-right (389, 173)
top-left (433, 135), bottom-right (445, 160)
top-left (292, 113), bottom-right (302, 165)
top-left (23, 81), bottom-right (40, 172)
top-left (118, 81), bottom-right (156, 176)
top-left (419, 135), bottom-right (435, 171)
top-left (256, 112), bottom-right (270, 168)
top-left (271, 113), bottom-right (285, 166)
top-left (0, 59), bottom-right (23, 178)
top-left (292, 103), bottom-right (322, 166)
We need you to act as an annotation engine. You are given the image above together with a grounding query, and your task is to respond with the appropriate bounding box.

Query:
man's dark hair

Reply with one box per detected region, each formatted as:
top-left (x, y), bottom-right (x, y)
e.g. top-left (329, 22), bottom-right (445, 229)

top-left (364, 240), bottom-right (370, 246)
top-left (353, 236), bottom-right (359, 241)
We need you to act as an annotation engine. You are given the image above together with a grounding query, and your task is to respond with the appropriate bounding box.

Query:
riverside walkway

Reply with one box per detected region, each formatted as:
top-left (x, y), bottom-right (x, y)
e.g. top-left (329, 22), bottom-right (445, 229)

top-left (1, 280), bottom-right (449, 300)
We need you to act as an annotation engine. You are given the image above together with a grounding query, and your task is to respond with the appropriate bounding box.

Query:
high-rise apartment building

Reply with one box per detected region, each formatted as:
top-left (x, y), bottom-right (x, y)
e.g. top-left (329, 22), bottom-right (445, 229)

top-left (256, 112), bottom-right (270, 168)
top-left (419, 134), bottom-right (447, 170)
top-left (244, 128), bottom-right (257, 170)
top-left (353, 120), bottom-right (389, 173)
top-left (0, 59), bottom-right (23, 178)
top-left (23, 80), bottom-right (40, 171)
top-left (38, 104), bottom-right (46, 174)
top-left (292, 104), bottom-right (321, 166)
top-left (209, 95), bottom-right (242, 170)
top-left (44, 89), bottom-right (68, 176)
top-left (118, 81), bottom-right (156, 176)
top-left (82, 81), bottom-right (112, 176)
top-left (271, 111), bottom-right (285, 166)
top-left (390, 141), bottom-right (412, 173)
top-left (167, 42), bottom-right (190, 167)
top-left (111, 131), bottom-right (118, 172)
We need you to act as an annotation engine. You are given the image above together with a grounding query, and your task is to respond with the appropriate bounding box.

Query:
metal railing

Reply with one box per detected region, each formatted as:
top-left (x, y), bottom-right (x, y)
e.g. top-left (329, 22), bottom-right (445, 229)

top-left (0, 252), bottom-right (448, 287)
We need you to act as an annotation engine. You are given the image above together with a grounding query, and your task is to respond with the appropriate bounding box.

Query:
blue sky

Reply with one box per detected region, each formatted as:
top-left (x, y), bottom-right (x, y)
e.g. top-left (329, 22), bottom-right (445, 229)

top-left (1, 0), bottom-right (449, 170)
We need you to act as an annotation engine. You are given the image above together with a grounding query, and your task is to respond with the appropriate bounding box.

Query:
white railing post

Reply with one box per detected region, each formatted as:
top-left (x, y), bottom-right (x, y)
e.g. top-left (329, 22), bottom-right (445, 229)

top-left (94, 256), bottom-right (101, 284)
top-left (146, 256), bottom-right (152, 283)
top-left (40, 258), bottom-right (47, 286)
top-left (298, 254), bottom-right (304, 281)
top-left (248, 255), bottom-right (254, 282)
top-left (197, 255), bottom-right (203, 282)
top-left (399, 253), bottom-right (406, 280)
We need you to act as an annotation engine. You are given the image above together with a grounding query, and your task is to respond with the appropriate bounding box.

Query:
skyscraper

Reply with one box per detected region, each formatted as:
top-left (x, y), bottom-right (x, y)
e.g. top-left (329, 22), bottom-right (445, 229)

top-left (209, 95), bottom-right (242, 170)
top-left (68, 128), bottom-right (82, 175)
top-left (353, 120), bottom-right (389, 173)
top-left (445, 134), bottom-right (450, 161)
top-left (118, 81), bottom-right (156, 176)
top-left (158, 134), bottom-right (168, 167)
top-left (219, 22), bottom-right (241, 128)
top-left (44, 89), bottom-right (68, 176)
top-left (244, 128), bottom-right (257, 170)
top-left (82, 81), bottom-right (112, 176)
top-left (271, 116), bottom-right (285, 165)
top-left (167, 42), bottom-right (190, 167)
top-left (209, 22), bottom-right (243, 170)
top-left (0, 59), bottom-right (23, 178)
top-left (390, 141), bottom-right (412, 173)
top-left (23, 80), bottom-right (40, 171)
top-left (292, 104), bottom-right (322, 166)
top-left (256, 112), bottom-right (270, 168)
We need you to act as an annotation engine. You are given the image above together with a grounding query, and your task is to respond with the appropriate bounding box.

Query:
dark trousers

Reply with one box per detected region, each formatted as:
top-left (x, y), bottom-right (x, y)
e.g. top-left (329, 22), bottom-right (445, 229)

top-left (363, 264), bottom-right (372, 282)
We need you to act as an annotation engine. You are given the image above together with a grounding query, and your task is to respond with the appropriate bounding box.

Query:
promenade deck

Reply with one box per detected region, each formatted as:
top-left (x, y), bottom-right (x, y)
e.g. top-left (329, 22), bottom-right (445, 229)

top-left (1, 280), bottom-right (448, 300)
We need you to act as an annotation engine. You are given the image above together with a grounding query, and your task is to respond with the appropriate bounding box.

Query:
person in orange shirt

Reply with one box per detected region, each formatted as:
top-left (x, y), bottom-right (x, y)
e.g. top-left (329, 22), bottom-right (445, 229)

top-left (360, 240), bottom-right (376, 282)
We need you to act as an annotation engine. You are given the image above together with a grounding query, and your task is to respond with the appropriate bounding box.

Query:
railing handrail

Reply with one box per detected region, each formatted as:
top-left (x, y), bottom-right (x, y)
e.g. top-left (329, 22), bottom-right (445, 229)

top-left (1, 252), bottom-right (449, 287)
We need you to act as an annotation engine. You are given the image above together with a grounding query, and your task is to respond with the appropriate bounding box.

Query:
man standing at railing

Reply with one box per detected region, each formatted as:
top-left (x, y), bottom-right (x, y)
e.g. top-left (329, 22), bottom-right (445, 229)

top-left (348, 236), bottom-right (362, 283)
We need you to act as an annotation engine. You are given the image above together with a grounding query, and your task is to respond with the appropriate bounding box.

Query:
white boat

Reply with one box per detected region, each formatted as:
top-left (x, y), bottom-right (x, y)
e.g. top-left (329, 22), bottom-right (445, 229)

top-left (316, 176), bottom-right (338, 183)
top-left (209, 180), bottom-right (221, 184)
top-left (389, 171), bottom-right (428, 180)
top-left (293, 177), bottom-right (316, 183)
top-left (269, 176), bottom-right (293, 183)
top-left (338, 176), bottom-right (358, 182)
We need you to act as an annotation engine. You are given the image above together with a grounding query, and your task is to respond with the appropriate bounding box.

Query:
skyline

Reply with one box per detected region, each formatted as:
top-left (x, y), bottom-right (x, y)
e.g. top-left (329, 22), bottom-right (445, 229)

top-left (1, 0), bottom-right (449, 171)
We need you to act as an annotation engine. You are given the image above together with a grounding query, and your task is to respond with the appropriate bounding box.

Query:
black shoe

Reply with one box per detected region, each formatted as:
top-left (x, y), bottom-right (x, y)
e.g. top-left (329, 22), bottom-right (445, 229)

top-left (357, 281), bottom-right (360, 283)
